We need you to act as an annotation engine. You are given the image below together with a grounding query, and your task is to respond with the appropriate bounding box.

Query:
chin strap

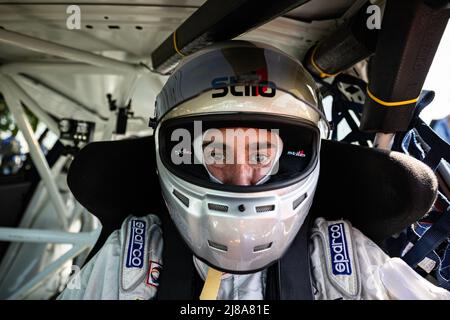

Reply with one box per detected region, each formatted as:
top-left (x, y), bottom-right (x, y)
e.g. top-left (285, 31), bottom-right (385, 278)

top-left (199, 267), bottom-right (223, 300)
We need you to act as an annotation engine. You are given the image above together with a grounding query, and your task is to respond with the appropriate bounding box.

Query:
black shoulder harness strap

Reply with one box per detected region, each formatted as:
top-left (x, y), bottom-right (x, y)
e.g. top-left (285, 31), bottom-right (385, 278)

top-left (266, 215), bottom-right (314, 300)
top-left (156, 206), bottom-right (313, 300)
top-left (155, 206), bottom-right (203, 300)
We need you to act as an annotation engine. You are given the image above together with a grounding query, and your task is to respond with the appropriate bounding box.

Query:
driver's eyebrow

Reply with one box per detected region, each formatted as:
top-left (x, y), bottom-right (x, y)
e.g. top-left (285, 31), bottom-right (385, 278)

top-left (248, 142), bottom-right (274, 149)
top-left (203, 141), bottom-right (275, 150)
top-left (202, 140), bottom-right (225, 148)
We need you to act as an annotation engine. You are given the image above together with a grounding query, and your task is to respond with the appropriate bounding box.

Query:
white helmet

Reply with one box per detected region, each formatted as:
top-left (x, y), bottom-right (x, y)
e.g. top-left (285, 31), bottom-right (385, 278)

top-left (153, 41), bottom-right (329, 273)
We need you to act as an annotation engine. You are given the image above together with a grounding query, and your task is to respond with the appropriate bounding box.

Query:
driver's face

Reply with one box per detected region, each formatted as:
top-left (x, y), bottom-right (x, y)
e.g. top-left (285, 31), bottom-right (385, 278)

top-left (202, 127), bottom-right (282, 186)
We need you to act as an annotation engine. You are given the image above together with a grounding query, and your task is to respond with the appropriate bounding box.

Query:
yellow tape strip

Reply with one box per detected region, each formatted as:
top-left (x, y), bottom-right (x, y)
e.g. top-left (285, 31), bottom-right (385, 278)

top-left (310, 46), bottom-right (339, 78)
top-left (199, 267), bottom-right (222, 300)
top-left (367, 87), bottom-right (418, 107)
top-left (172, 31), bottom-right (186, 57)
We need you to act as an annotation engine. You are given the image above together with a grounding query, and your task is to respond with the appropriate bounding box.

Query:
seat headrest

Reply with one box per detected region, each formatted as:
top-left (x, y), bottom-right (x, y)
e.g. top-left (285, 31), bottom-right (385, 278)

top-left (68, 136), bottom-right (437, 243)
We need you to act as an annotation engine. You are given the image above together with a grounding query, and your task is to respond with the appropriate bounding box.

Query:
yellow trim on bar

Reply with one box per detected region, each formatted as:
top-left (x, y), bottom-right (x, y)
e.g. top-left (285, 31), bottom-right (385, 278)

top-left (310, 46), bottom-right (339, 78)
top-left (172, 31), bottom-right (186, 57)
top-left (199, 267), bottom-right (222, 300)
top-left (366, 87), bottom-right (418, 107)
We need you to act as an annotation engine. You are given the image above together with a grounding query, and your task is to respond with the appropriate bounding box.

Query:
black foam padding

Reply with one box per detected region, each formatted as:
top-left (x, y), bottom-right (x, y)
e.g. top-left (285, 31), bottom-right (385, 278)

top-left (67, 137), bottom-right (165, 260)
top-left (304, 2), bottom-right (378, 77)
top-left (151, 0), bottom-right (310, 74)
top-left (68, 136), bottom-right (437, 255)
top-left (310, 140), bottom-right (438, 243)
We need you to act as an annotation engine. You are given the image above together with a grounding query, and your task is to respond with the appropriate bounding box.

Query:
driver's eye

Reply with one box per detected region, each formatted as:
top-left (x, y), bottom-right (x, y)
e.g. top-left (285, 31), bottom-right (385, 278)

top-left (210, 150), bottom-right (225, 162)
top-left (250, 153), bottom-right (270, 165)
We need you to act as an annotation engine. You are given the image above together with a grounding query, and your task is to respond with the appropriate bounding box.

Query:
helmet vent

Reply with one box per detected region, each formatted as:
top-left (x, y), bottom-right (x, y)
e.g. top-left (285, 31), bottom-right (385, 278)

top-left (172, 189), bottom-right (189, 207)
top-left (208, 203), bottom-right (229, 212)
top-left (253, 242), bottom-right (272, 252)
top-left (293, 193), bottom-right (307, 210)
top-left (208, 240), bottom-right (228, 252)
top-left (255, 205), bottom-right (275, 213)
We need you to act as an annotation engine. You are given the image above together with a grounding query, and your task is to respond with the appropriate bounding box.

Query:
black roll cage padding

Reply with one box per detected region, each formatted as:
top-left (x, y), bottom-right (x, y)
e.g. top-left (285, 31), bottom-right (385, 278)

top-left (360, 0), bottom-right (449, 133)
top-left (151, 0), bottom-right (310, 74)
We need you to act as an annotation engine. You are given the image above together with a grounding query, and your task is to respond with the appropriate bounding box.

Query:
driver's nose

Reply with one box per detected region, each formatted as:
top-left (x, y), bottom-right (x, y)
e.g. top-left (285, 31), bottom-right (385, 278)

top-left (224, 164), bottom-right (253, 186)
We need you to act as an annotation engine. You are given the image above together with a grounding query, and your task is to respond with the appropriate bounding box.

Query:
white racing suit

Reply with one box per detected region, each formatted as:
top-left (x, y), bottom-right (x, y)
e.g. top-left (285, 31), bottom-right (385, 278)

top-left (58, 214), bottom-right (450, 300)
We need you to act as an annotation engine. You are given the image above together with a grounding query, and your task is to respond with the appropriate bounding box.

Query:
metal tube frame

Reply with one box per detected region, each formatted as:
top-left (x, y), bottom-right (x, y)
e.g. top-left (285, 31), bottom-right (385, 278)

top-left (0, 22), bottom-right (167, 299)
top-left (0, 156), bottom-right (69, 281)
top-left (0, 27), bottom-right (149, 130)
top-left (0, 28), bottom-right (153, 138)
top-left (0, 211), bottom-right (102, 300)
top-left (0, 62), bottom-right (129, 75)
top-left (6, 239), bottom-right (98, 300)
top-left (0, 25), bottom-right (146, 229)
top-left (13, 73), bottom-right (110, 123)
top-left (1, 80), bottom-right (69, 230)
top-left (7, 245), bottom-right (85, 300)
top-left (0, 27), bottom-right (147, 299)
top-left (0, 28), bottom-right (147, 74)
top-left (0, 192), bottom-right (101, 299)
top-left (0, 82), bottom-right (102, 299)
top-left (0, 71), bottom-right (103, 299)
top-left (0, 66), bottom-right (112, 124)
top-left (0, 228), bottom-right (99, 246)
top-left (1, 75), bottom-right (60, 134)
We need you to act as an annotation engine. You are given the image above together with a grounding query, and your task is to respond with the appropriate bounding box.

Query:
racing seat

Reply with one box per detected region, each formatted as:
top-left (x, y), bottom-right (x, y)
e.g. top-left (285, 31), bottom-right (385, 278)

top-left (66, 135), bottom-right (438, 299)
top-left (68, 135), bottom-right (438, 261)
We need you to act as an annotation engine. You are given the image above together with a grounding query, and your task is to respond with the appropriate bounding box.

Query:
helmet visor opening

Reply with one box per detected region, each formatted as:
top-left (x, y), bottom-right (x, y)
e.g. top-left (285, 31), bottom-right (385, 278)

top-left (158, 114), bottom-right (320, 192)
